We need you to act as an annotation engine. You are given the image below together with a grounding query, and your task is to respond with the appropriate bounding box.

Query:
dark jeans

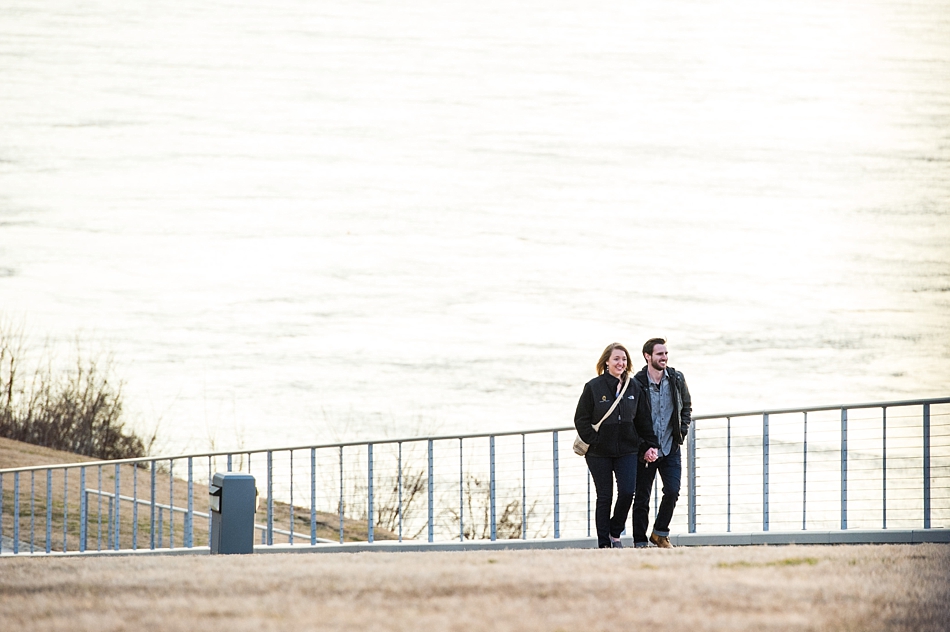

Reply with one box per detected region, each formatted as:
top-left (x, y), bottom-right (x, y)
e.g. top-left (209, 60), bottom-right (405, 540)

top-left (632, 446), bottom-right (682, 542)
top-left (585, 453), bottom-right (638, 548)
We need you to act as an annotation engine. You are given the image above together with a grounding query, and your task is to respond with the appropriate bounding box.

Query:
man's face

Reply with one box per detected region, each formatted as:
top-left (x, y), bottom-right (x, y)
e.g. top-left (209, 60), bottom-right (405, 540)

top-left (646, 344), bottom-right (668, 372)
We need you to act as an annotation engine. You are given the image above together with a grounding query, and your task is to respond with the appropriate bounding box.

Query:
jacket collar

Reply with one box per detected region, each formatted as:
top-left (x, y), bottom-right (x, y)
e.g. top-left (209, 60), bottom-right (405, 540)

top-left (635, 365), bottom-right (675, 386)
top-left (634, 366), bottom-right (649, 387)
top-left (601, 372), bottom-right (630, 388)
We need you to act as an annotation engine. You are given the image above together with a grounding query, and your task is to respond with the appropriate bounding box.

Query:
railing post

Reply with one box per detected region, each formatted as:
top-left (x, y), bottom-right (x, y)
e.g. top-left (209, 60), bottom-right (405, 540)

top-left (13, 471), bottom-right (19, 554)
top-left (763, 413), bottom-right (769, 532)
top-left (107, 495), bottom-right (113, 550)
top-left (553, 431), bottom-right (560, 540)
top-left (367, 443), bottom-right (374, 544)
top-left (289, 451), bottom-right (295, 545)
top-left (132, 465), bottom-right (138, 550)
top-left (149, 461), bottom-right (156, 550)
top-left (727, 417), bottom-right (732, 533)
top-left (841, 408), bottom-right (848, 530)
top-left (114, 464), bottom-right (121, 550)
top-left (311, 447), bottom-right (317, 546)
top-left (687, 418), bottom-right (696, 533)
top-left (521, 434), bottom-right (526, 540)
top-left (186, 457), bottom-right (194, 548)
top-left (45, 469), bottom-right (52, 554)
top-left (266, 451), bottom-right (273, 546)
top-left (207, 457), bottom-right (212, 548)
top-left (287, 450), bottom-right (296, 544)
top-left (397, 442), bottom-right (403, 542)
top-left (427, 439), bottom-right (434, 543)
top-left (0, 473), bottom-right (4, 554)
top-left (923, 403), bottom-right (931, 529)
top-left (30, 471), bottom-right (35, 553)
top-left (97, 465), bottom-right (103, 550)
top-left (79, 467), bottom-right (87, 552)
top-left (882, 407), bottom-right (887, 529)
top-left (586, 469), bottom-right (591, 537)
top-left (802, 412), bottom-right (808, 530)
top-left (63, 469), bottom-right (68, 553)
top-left (339, 446), bottom-right (344, 544)
top-left (168, 461), bottom-right (174, 548)
top-left (459, 438), bottom-right (464, 542)
top-left (490, 435), bottom-right (497, 541)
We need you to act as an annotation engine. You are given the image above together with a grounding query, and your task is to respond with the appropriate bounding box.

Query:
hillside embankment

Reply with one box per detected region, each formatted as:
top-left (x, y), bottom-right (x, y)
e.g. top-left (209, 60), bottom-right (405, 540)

top-left (1, 543), bottom-right (947, 631)
top-left (0, 437), bottom-right (391, 549)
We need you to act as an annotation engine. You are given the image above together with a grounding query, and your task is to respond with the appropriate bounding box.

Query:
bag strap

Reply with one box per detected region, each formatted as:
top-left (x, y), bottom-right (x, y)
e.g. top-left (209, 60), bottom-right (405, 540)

top-left (591, 375), bottom-right (631, 433)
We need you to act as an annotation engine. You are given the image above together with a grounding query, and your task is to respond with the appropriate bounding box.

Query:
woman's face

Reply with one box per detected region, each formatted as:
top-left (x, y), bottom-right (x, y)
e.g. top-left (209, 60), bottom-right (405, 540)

top-left (607, 348), bottom-right (627, 378)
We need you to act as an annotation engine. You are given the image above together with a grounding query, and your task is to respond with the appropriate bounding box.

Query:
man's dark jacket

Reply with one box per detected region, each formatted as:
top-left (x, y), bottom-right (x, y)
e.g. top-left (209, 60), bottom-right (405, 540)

top-left (633, 365), bottom-right (692, 455)
top-left (574, 373), bottom-right (659, 458)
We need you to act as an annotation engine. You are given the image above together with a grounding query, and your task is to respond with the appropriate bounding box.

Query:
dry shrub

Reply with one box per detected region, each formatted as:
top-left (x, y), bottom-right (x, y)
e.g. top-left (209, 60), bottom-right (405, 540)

top-left (0, 321), bottom-right (153, 460)
top-left (441, 474), bottom-right (548, 540)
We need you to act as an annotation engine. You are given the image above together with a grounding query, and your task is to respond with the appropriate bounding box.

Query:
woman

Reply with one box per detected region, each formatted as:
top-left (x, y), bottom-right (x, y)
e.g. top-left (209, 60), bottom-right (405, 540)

top-left (574, 342), bottom-right (659, 548)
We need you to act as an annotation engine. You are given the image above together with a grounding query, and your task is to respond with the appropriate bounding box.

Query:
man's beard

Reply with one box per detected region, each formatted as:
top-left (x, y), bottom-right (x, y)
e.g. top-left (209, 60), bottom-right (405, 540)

top-left (650, 358), bottom-right (665, 372)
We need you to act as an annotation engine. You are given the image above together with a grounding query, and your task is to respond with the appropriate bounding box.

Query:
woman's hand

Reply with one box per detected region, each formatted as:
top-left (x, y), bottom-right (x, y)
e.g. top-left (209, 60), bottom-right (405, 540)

top-left (643, 447), bottom-right (659, 463)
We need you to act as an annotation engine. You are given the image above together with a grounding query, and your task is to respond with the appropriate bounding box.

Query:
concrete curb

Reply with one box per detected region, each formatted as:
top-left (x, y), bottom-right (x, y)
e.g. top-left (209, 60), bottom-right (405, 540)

top-left (3, 529), bottom-right (947, 558)
top-left (671, 529), bottom-right (950, 547)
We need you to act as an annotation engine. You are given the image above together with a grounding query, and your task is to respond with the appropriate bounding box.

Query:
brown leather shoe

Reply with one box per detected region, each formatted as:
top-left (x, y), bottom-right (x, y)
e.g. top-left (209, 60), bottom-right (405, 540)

top-left (650, 532), bottom-right (673, 549)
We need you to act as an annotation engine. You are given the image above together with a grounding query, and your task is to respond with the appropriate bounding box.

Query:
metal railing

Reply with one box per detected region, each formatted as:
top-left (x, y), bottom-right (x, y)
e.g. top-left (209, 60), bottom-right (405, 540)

top-left (1, 396), bottom-right (947, 555)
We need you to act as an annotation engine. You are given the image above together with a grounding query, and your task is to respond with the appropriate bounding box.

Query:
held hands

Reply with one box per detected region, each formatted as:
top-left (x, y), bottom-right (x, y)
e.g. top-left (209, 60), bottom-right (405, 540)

top-left (643, 447), bottom-right (659, 463)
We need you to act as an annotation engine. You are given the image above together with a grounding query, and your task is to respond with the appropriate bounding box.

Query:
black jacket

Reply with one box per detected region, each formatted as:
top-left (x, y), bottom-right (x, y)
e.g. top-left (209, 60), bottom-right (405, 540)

top-left (574, 373), bottom-right (660, 458)
top-left (632, 365), bottom-right (692, 450)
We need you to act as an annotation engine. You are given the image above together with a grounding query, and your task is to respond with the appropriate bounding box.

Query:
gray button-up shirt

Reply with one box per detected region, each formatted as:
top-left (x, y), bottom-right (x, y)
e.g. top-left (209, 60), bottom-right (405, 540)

top-left (648, 369), bottom-right (674, 456)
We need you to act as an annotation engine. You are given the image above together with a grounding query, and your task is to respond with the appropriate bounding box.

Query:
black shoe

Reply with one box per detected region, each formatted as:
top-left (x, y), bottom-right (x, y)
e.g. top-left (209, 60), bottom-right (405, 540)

top-left (610, 539), bottom-right (623, 549)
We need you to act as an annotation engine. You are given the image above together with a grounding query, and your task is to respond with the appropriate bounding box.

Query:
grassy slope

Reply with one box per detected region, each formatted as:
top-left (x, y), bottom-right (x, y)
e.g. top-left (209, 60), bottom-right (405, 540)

top-left (0, 437), bottom-right (392, 549)
top-left (0, 437), bottom-right (98, 470)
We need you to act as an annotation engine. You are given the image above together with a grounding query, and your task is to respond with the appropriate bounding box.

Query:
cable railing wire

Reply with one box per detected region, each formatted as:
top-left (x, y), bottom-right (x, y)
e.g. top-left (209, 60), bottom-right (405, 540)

top-left (1, 396), bottom-right (947, 554)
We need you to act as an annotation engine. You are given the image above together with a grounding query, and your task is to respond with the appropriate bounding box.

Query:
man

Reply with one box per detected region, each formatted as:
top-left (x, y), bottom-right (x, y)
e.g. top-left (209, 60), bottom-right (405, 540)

top-left (632, 338), bottom-right (692, 549)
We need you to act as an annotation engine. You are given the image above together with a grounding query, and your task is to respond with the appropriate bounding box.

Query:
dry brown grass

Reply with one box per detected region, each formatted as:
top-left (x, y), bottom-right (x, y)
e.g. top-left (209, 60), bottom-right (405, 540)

top-left (1, 544), bottom-right (947, 631)
top-left (1, 437), bottom-right (391, 550)
top-left (0, 436), bottom-right (98, 470)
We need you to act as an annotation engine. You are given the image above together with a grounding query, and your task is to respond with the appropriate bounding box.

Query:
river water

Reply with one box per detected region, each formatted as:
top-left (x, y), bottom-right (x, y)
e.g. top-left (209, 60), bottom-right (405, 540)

top-left (1, 0), bottom-right (948, 454)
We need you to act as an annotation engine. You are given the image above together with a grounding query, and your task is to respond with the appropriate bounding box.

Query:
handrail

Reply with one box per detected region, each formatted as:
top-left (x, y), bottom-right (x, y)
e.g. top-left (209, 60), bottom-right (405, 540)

top-left (1, 395), bottom-right (945, 555)
top-left (82, 488), bottom-right (334, 544)
top-left (691, 396), bottom-right (950, 420)
top-left (3, 395), bottom-right (948, 474)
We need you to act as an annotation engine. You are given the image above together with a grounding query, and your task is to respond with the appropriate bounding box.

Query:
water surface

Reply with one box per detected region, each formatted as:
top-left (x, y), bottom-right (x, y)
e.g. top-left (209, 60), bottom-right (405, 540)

top-left (1, 0), bottom-right (948, 452)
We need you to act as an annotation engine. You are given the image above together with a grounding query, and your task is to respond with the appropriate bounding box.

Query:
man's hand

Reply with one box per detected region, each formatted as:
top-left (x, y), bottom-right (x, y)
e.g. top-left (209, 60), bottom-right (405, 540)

top-left (643, 447), bottom-right (659, 463)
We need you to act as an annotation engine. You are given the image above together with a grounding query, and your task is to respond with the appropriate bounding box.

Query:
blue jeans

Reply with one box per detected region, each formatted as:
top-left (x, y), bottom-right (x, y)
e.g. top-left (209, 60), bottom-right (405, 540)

top-left (632, 446), bottom-right (682, 542)
top-left (585, 453), bottom-right (638, 548)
